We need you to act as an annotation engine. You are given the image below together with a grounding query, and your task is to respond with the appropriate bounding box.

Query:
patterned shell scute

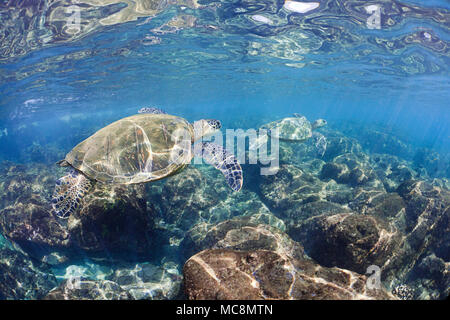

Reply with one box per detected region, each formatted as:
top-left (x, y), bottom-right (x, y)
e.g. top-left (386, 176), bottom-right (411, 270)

top-left (262, 116), bottom-right (312, 141)
top-left (65, 114), bottom-right (194, 184)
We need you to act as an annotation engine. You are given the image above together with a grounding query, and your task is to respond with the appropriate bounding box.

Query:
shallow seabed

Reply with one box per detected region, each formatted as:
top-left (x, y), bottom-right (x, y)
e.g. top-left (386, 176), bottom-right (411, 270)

top-left (0, 0), bottom-right (449, 300)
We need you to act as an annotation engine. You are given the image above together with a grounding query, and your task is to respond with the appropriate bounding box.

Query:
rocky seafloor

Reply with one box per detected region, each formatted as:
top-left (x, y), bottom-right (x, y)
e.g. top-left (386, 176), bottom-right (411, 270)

top-left (0, 123), bottom-right (448, 300)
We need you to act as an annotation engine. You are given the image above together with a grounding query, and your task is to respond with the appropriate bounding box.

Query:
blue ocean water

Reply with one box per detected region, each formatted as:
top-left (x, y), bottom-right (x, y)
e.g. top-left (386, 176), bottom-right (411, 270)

top-left (0, 0), bottom-right (449, 300)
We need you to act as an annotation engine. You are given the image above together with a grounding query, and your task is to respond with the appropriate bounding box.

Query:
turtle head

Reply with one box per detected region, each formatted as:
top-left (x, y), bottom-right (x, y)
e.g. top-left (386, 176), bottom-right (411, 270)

top-left (312, 119), bottom-right (327, 130)
top-left (193, 119), bottom-right (221, 141)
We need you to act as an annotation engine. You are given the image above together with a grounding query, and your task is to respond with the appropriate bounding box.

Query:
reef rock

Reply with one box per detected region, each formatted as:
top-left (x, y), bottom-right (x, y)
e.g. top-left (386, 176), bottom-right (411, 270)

top-left (259, 163), bottom-right (358, 234)
top-left (0, 162), bottom-right (57, 209)
top-left (149, 165), bottom-right (274, 232)
top-left (0, 194), bottom-right (69, 249)
top-left (349, 192), bottom-right (406, 223)
top-left (371, 154), bottom-right (418, 191)
top-left (321, 133), bottom-right (365, 161)
top-left (181, 216), bottom-right (298, 261)
top-left (379, 180), bottom-right (449, 299)
top-left (45, 279), bottom-right (132, 300)
top-left (183, 249), bottom-right (395, 300)
top-left (339, 124), bottom-right (414, 160)
top-left (260, 164), bottom-right (325, 208)
top-left (107, 262), bottom-right (182, 300)
top-left (290, 213), bottom-right (402, 274)
top-left (0, 163), bottom-right (69, 260)
top-left (0, 161), bottom-right (159, 261)
top-left (413, 148), bottom-right (450, 179)
top-left (67, 182), bottom-right (156, 256)
top-left (0, 246), bottom-right (57, 299)
top-left (320, 153), bottom-right (380, 188)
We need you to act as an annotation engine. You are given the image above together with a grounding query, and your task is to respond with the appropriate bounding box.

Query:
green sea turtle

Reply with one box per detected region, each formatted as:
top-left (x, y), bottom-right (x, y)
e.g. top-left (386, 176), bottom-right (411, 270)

top-left (51, 107), bottom-right (243, 218)
top-left (252, 113), bottom-right (328, 156)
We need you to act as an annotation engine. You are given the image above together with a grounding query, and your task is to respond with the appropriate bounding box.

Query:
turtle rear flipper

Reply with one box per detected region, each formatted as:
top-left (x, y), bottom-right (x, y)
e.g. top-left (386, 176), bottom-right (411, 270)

top-left (51, 170), bottom-right (92, 219)
top-left (195, 142), bottom-right (243, 192)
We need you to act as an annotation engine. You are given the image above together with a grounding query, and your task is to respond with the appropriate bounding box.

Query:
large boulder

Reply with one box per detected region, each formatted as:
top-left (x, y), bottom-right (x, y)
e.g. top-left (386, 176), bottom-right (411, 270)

top-left (349, 192), bottom-right (406, 222)
top-left (148, 165), bottom-right (276, 234)
top-left (370, 154), bottom-right (418, 192)
top-left (321, 133), bottom-right (365, 161)
top-left (45, 279), bottom-right (132, 300)
top-left (0, 162), bottom-right (56, 209)
top-left (0, 164), bottom-right (71, 262)
top-left (67, 182), bottom-right (157, 256)
top-left (260, 164), bottom-right (325, 212)
top-left (380, 180), bottom-right (449, 299)
top-left (0, 246), bottom-right (58, 299)
top-left (183, 249), bottom-right (395, 300)
top-left (180, 216), bottom-right (297, 262)
top-left (0, 162), bottom-right (159, 262)
top-left (181, 217), bottom-right (394, 300)
top-left (413, 148), bottom-right (450, 179)
top-left (0, 194), bottom-right (69, 250)
top-left (291, 213), bottom-right (402, 275)
top-left (320, 153), bottom-right (380, 188)
top-left (338, 124), bottom-right (414, 160)
top-left (106, 262), bottom-right (182, 300)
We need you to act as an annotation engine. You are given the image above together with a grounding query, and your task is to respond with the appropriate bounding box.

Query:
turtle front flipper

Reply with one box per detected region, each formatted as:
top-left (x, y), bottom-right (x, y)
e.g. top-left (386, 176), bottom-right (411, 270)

top-left (312, 132), bottom-right (327, 157)
top-left (194, 142), bottom-right (243, 192)
top-left (51, 169), bottom-right (92, 219)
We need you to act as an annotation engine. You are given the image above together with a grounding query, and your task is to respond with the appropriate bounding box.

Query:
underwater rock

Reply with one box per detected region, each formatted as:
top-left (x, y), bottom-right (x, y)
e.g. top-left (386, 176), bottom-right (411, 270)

top-left (0, 162), bottom-right (57, 209)
top-left (290, 200), bottom-right (353, 225)
top-left (183, 249), bottom-right (395, 300)
top-left (430, 177), bottom-right (450, 191)
top-left (371, 154), bottom-right (418, 192)
top-left (396, 180), bottom-right (447, 236)
top-left (45, 279), bottom-right (132, 300)
top-left (52, 259), bottom-right (116, 284)
top-left (0, 194), bottom-right (70, 251)
top-left (152, 14), bottom-right (197, 34)
top-left (340, 124), bottom-right (414, 160)
top-left (0, 163), bottom-right (72, 262)
top-left (0, 161), bottom-right (159, 260)
top-left (0, 246), bottom-right (57, 299)
top-left (320, 162), bottom-right (350, 183)
top-left (181, 216), bottom-right (300, 262)
top-left (321, 133), bottom-right (365, 162)
top-left (149, 165), bottom-right (274, 232)
top-left (0, 164), bottom-right (32, 206)
top-left (322, 179), bottom-right (355, 205)
top-left (259, 163), bottom-right (356, 229)
top-left (259, 164), bottom-right (326, 212)
top-left (278, 141), bottom-right (326, 167)
top-left (350, 192), bottom-right (406, 222)
top-left (148, 166), bottom-right (220, 230)
top-left (106, 262), bottom-right (182, 300)
top-left (413, 148), bottom-right (450, 179)
top-left (403, 253), bottom-right (449, 300)
top-left (20, 142), bottom-right (65, 165)
top-left (380, 180), bottom-right (449, 299)
top-left (67, 182), bottom-right (156, 256)
top-left (291, 213), bottom-right (402, 275)
top-left (320, 153), bottom-right (379, 188)
top-left (415, 254), bottom-right (446, 280)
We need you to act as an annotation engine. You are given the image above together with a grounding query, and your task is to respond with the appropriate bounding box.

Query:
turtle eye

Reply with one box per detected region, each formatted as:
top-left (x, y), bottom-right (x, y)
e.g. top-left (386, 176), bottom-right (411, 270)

top-left (207, 120), bottom-right (221, 130)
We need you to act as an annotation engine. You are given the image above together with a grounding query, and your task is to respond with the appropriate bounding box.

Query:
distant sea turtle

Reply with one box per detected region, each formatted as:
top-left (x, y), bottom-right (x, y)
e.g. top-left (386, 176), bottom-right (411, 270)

top-left (51, 107), bottom-right (243, 218)
top-left (252, 113), bottom-right (328, 156)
